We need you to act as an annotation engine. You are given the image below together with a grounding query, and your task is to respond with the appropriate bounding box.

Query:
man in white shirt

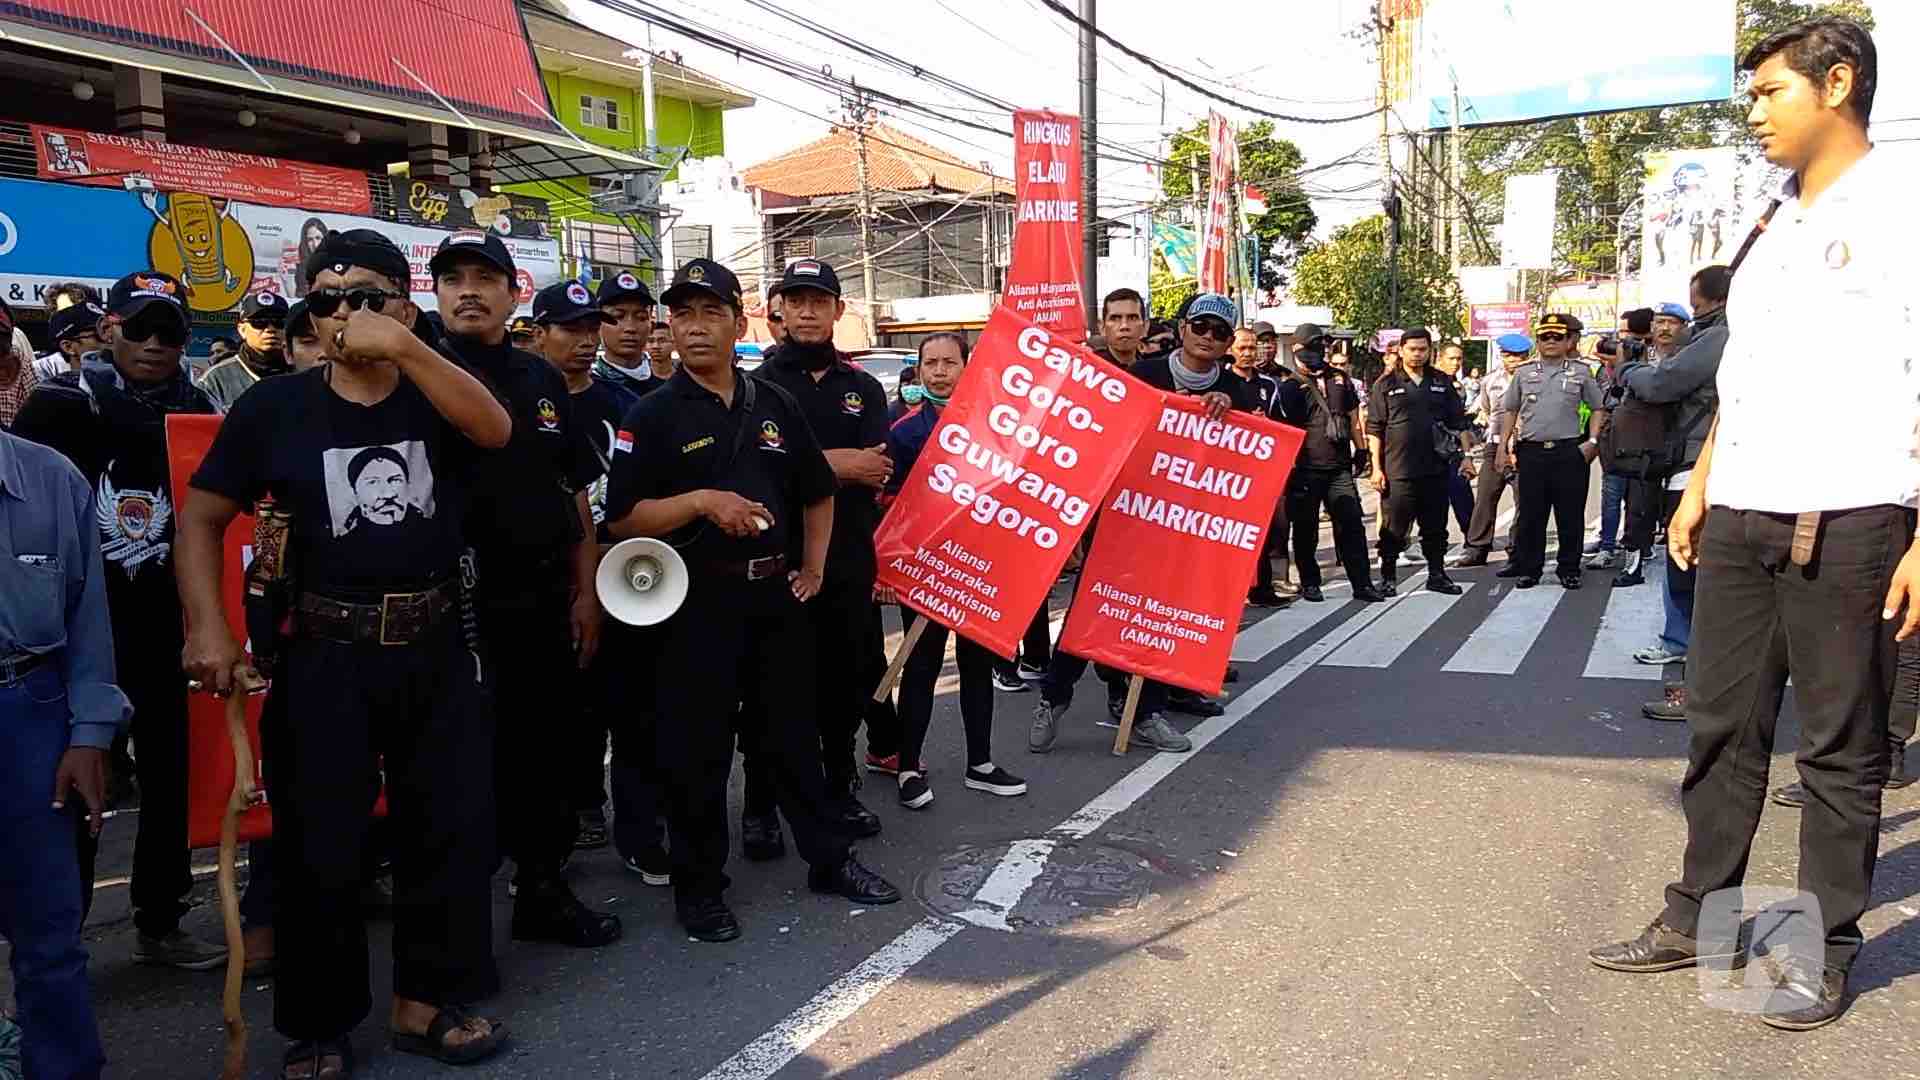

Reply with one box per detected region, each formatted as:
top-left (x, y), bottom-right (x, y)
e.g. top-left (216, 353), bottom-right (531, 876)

top-left (1590, 16), bottom-right (1917, 1031)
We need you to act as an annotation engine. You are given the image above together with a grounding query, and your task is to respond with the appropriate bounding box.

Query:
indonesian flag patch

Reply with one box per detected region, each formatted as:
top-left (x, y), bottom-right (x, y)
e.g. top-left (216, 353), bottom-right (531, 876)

top-left (613, 429), bottom-right (634, 455)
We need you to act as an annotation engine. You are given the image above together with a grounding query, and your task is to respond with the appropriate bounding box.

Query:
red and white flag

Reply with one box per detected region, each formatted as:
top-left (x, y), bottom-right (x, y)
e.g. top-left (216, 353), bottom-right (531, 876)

top-left (1197, 112), bottom-right (1237, 294)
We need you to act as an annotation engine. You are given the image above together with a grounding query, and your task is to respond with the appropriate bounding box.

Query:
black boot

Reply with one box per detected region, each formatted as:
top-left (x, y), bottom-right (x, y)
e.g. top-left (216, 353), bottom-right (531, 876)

top-left (1888, 741), bottom-right (1913, 789)
top-left (1379, 558), bottom-right (1398, 597)
top-left (511, 877), bottom-right (622, 947)
top-left (741, 812), bottom-right (786, 861)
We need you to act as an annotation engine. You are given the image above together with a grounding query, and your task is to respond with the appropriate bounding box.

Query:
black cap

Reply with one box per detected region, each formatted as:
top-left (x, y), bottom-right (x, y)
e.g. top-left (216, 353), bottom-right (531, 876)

top-left (508, 315), bottom-right (538, 336)
top-left (769, 258), bottom-right (842, 299)
top-left (595, 269), bottom-right (654, 308)
top-left (532, 281), bottom-right (607, 325)
top-left (305, 228), bottom-right (411, 288)
top-left (284, 299), bottom-right (314, 339)
top-left (1291, 321), bottom-right (1330, 345)
top-left (240, 290), bottom-right (290, 322)
top-left (661, 258), bottom-right (743, 310)
top-left (1535, 312), bottom-right (1583, 336)
top-left (429, 229), bottom-right (517, 282)
top-left (49, 301), bottom-right (106, 343)
top-left (106, 271), bottom-right (189, 322)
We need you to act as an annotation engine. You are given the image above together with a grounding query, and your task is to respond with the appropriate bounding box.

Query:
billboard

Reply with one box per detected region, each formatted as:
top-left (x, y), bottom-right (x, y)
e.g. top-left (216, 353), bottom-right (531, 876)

top-left (1498, 173), bottom-right (1556, 269)
top-left (1407, 0), bottom-right (1735, 129)
top-left (1640, 148), bottom-right (1743, 310)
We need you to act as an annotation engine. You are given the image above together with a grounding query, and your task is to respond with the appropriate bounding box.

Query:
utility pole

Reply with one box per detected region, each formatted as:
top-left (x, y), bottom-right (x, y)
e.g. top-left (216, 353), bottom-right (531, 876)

top-left (1079, 0), bottom-right (1099, 330)
top-left (1377, 5), bottom-right (1399, 326)
top-left (847, 85), bottom-right (878, 317)
top-left (981, 160), bottom-right (998, 296)
top-left (1450, 78), bottom-right (1463, 274)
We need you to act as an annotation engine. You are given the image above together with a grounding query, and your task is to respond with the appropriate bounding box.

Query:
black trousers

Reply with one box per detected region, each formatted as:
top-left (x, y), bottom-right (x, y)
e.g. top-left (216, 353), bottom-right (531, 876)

top-left (596, 621), bottom-right (665, 860)
top-left (1286, 466), bottom-right (1373, 589)
top-left (994, 606), bottom-right (1054, 679)
top-left (1255, 495), bottom-right (1290, 592)
top-left (656, 574), bottom-right (851, 903)
top-left (899, 622), bottom-right (996, 771)
top-left (1622, 475), bottom-right (1666, 555)
top-left (1464, 444), bottom-right (1516, 552)
top-left (742, 570), bottom-right (873, 816)
top-left (477, 565), bottom-right (581, 883)
top-left (1661, 504), bottom-right (1911, 969)
top-left (1377, 473), bottom-right (1451, 574)
top-left (1041, 646), bottom-right (1168, 717)
top-left (1896, 636), bottom-right (1920, 747)
top-left (120, 639), bottom-right (192, 939)
top-left (1511, 441), bottom-right (1590, 577)
top-left (266, 625), bottom-right (498, 1041)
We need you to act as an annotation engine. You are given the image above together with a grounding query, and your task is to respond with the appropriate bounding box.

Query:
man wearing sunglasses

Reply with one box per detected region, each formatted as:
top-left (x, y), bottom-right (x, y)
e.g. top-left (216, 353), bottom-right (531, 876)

top-left (1498, 313), bottom-right (1608, 589)
top-left (11, 271), bottom-right (227, 973)
top-left (37, 301), bottom-right (107, 380)
top-left (197, 292), bottom-right (292, 413)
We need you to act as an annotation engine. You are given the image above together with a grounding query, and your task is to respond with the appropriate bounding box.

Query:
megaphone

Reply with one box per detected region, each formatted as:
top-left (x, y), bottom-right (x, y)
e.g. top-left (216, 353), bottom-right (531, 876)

top-left (595, 537), bottom-right (690, 627)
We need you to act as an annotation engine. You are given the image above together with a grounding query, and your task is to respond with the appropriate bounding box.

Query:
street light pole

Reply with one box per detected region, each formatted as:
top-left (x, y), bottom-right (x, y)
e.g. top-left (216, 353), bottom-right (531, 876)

top-left (1614, 196), bottom-right (1643, 328)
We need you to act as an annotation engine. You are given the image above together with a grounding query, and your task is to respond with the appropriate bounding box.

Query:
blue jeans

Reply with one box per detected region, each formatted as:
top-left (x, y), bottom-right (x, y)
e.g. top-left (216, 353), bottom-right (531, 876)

top-left (1661, 546), bottom-right (1696, 653)
top-left (1596, 473), bottom-right (1627, 549)
top-left (0, 665), bottom-right (106, 1080)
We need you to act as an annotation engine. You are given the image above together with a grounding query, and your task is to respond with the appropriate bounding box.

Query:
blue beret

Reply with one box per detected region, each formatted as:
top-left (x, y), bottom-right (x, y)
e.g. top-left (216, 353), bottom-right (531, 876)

top-left (1496, 332), bottom-right (1533, 355)
top-left (1654, 302), bottom-right (1692, 321)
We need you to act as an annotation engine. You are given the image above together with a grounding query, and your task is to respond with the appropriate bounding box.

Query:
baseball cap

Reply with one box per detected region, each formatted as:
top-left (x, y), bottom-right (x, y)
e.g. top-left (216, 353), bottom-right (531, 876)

top-left (769, 258), bottom-right (842, 299)
top-left (595, 269), bottom-right (654, 309)
top-left (532, 280), bottom-right (607, 325)
top-left (1534, 312), bottom-right (1582, 336)
top-left (106, 271), bottom-right (189, 323)
top-left (240, 291), bottom-right (289, 323)
top-left (1250, 320), bottom-right (1279, 337)
top-left (1496, 332), bottom-right (1534, 355)
top-left (661, 258), bottom-right (743, 310)
top-left (1186, 293), bottom-right (1237, 326)
top-left (49, 301), bottom-right (106, 343)
top-left (507, 315), bottom-right (537, 336)
top-left (305, 228), bottom-right (411, 288)
top-left (284, 299), bottom-right (315, 339)
top-left (429, 230), bottom-right (517, 281)
top-left (1291, 321), bottom-right (1330, 345)
top-left (1654, 302), bottom-right (1692, 322)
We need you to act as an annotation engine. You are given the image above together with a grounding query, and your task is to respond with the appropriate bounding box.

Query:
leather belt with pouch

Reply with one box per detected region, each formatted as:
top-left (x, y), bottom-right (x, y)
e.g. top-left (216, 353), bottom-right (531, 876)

top-left (1791, 511), bottom-right (1820, 567)
top-left (296, 582), bottom-right (457, 645)
top-left (695, 553), bottom-right (789, 582)
top-left (0, 651), bottom-right (49, 685)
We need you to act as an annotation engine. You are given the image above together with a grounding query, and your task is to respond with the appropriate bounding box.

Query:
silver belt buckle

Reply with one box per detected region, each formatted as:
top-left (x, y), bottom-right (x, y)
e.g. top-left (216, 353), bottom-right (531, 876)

top-left (746, 556), bottom-right (781, 581)
top-left (1541, 439), bottom-right (1557, 449)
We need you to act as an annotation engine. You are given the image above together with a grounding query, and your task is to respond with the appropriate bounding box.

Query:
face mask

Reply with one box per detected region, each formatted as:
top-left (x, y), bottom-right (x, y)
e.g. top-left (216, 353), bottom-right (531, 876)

top-left (786, 339), bottom-right (836, 372)
top-left (1298, 349), bottom-right (1328, 373)
top-left (901, 384), bottom-right (925, 404)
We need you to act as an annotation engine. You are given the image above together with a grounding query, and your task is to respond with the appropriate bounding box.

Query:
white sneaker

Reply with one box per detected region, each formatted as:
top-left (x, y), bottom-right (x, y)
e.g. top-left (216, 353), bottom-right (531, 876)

top-left (1584, 548), bottom-right (1616, 569)
top-left (1634, 645), bottom-right (1686, 665)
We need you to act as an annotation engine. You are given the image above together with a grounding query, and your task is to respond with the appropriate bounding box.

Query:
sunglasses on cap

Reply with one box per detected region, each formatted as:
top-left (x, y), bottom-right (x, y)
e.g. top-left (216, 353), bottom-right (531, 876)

top-left (118, 308), bottom-right (189, 348)
top-left (1187, 317), bottom-right (1234, 343)
top-left (305, 287), bottom-right (405, 319)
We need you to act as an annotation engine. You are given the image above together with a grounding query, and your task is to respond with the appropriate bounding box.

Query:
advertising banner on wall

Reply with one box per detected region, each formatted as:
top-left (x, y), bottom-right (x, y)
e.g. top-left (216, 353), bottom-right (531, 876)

top-left (1640, 147), bottom-right (1742, 310)
top-left (389, 178), bottom-right (551, 239)
top-left (31, 125), bottom-right (371, 214)
top-left (1003, 110), bottom-right (1086, 342)
top-left (1468, 303), bottom-right (1533, 338)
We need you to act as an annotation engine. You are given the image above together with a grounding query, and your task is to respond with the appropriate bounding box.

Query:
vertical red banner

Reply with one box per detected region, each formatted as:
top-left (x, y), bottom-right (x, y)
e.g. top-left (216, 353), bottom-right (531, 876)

top-left (1058, 398), bottom-right (1302, 695)
top-left (873, 306), bottom-right (1158, 657)
top-left (1003, 110), bottom-right (1087, 342)
top-left (1198, 111), bottom-right (1238, 295)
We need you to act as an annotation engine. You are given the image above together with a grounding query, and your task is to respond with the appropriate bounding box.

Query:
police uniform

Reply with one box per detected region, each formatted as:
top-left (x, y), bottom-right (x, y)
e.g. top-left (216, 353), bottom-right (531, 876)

top-left (738, 259), bottom-right (890, 842)
top-left (603, 259), bottom-right (898, 940)
top-left (1500, 313), bottom-right (1607, 587)
top-left (436, 239), bottom-right (620, 946)
top-left (1365, 351), bottom-right (1472, 592)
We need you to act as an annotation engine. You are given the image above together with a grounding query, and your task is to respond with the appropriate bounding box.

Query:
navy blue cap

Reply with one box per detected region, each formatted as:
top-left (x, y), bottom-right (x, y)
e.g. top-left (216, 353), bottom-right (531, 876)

top-left (769, 258), bottom-right (842, 299)
top-left (532, 280), bottom-right (607, 325)
top-left (240, 290), bottom-right (289, 322)
top-left (662, 258), bottom-right (743, 310)
top-left (105, 271), bottom-right (189, 321)
top-left (49, 301), bottom-right (106, 343)
top-left (595, 268), bottom-right (654, 309)
top-left (284, 298), bottom-right (315, 338)
top-left (429, 229), bottom-right (517, 282)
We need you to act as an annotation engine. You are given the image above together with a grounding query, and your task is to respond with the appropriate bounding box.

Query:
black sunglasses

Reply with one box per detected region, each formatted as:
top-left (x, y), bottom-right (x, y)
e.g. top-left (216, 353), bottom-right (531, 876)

top-left (1187, 318), bottom-right (1234, 343)
top-left (306, 287), bottom-right (404, 319)
top-left (767, 314), bottom-right (784, 324)
top-left (244, 315), bottom-right (283, 330)
top-left (118, 310), bottom-right (189, 348)
top-left (1536, 331), bottom-right (1569, 343)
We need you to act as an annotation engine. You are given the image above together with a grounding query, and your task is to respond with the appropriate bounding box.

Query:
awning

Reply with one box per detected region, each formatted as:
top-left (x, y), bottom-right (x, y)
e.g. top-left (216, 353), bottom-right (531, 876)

top-left (0, 5), bottom-right (657, 177)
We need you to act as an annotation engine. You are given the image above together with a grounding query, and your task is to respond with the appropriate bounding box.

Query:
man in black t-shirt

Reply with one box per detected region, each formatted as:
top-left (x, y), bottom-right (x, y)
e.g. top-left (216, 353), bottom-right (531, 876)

top-left (1365, 328), bottom-right (1474, 596)
top-left (603, 258), bottom-right (899, 943)
top-left (593, 271), bottom-right (669, 398)
top-left (431, 235), bottom-right (620, 950)
top-left (1273, 324), bottom-right (1384, 603)
top-left (177, 229), bottom-right (514, 1072)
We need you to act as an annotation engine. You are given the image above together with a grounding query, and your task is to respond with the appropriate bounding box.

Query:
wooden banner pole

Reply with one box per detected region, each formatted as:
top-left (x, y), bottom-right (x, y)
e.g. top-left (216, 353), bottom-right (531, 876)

top-left (872, 616), bottom-right (928, 703)
top-left (1111, 674), bottom-right (1145, 755)
top-left (215, 668), bottom-right (266, 1080)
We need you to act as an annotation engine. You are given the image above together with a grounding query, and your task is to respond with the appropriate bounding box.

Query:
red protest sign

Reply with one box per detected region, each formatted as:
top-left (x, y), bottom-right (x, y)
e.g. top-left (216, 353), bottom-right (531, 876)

top-left (874, 306), bottom-right (1159, 657)
top-left (1058, 398), bottom-right (1303, 695)
top-left (33, 124), bottom-right (372, 214)
top-left (1003, 110), bottom-right (1086, 342)
top-left (1197, 112), bottom-right (1237, 295)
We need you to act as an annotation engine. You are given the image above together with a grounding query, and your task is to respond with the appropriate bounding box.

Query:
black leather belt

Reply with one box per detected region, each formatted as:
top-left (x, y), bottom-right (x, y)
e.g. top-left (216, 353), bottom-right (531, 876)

top-left (1519, 439), bottom-right (1575, 450)
top-left (694, 553), bottom-right (789, 582)
top-left (0, 651), bottom-right (49, 685)
top-left (295, 582), bottom-right (457, 645)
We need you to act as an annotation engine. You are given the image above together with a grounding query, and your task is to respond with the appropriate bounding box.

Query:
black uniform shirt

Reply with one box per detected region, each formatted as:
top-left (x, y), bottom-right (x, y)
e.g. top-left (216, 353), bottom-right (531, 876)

top-left (1275, 369), bottom-right (1361, 469)
top-left (1127, 352), bottom-right (1264, 413)
top-left (752, 351), bottom-right (889, 579)
top-left (604, 367), bottom-right (835, 565)
top-left (448, 336), bottom-right (600, 557)
top-left (570, 374), bottom-right (641, 544)
top-left (191, 367), bottom-right (475, 594)
top-left (1365, 367), bottom-right (1471, 480)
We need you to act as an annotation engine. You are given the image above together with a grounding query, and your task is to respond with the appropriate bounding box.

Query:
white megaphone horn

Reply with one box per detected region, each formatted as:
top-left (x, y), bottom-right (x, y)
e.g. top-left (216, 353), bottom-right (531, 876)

top-left (595, 537), bottom-right (690, 626)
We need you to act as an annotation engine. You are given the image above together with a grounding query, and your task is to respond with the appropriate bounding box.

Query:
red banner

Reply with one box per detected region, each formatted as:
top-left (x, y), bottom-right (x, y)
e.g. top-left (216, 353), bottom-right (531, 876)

top-left (1198, 112), bottom-right (1237, 295)
top-left (33, 125), bottom-right (371, 214)
top-left (1058, 399), bottom-right (1302, 695)
top-left (1469, 303), bottom-right (1534, 338)
top-left (874, 306), bottom-right (1159, 657)
top-left (1003, 110), bottom-right (1086, 342)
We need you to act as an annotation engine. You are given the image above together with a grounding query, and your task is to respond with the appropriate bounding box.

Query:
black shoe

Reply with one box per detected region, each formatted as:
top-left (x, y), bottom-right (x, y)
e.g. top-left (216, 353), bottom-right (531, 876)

top-left (1761, 962), bottom-right (1850, 1031)
top-left (1299, 584), bottom-right (1325, 602)
top-left (834, 793), bottom-right (883, 838)
top-left (898, 772), bottom-right (933, 809)
top-left (1612, 568), bottom-right (1645, 587)
top-left (1888, 742), bottom-right (1913, 789)
top-left (1588, 919), bottom-right (1741, 973)
top-left (991, 668), bottom-right (1030, 693)
top-left (574, 811), bottom-right (609, 850)
top-left (741, 813), bottom-right (786, 861)
top-left (1559, 572), bottom-right (1583, 590)
top-left (677, 896), bottom-right (741, 943)
top-left (1352, 584), bottom-right (1387, 603)
top-left (1771, 781), bottom-right (1808, 809)
top-left (621, 847), bottom-right (672, 887)
top-left (1167, 690), bottom-right (1224, 718)
top-left (1426, 573), bottom-right (1463, 595)
top-left (808, 856), bottom-right (901, 904)
top-left (1224, 666), bottom-right (1241, 684)
top-left (1495, 565), bottom-right (1526, 579)
top-left (511, 879), bottom-right (622, 947)
top-left (1515, 576), bottom-right (1539, 589)
top-left (1453, 548), bottom-right (1489, 568)
top-left (1378, 577), bottom-right (1397, 597)
top-left (1247, 588), bottom-right (1287, 608)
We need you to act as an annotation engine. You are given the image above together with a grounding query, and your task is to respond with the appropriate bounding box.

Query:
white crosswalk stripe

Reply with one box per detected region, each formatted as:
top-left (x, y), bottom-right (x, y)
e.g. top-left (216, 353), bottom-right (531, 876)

top-left (1582, 560), bottom-right (1667, 682)
top-left (1323, 583), bottom-right (1476, 668)
top-left (1442, 581), bottom-right (1570, 675)
top-left (1229, 600), bottom-right (1348, 663)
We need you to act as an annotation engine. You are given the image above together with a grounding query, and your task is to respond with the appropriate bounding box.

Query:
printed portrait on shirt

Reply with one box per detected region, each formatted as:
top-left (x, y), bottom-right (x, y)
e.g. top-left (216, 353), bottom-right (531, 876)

top-left (321, 441), bottom-right (437, 537)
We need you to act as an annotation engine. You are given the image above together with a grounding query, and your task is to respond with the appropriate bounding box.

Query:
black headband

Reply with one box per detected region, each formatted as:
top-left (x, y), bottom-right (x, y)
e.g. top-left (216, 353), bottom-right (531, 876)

top-left (305, 229), bottom-right (411, 290)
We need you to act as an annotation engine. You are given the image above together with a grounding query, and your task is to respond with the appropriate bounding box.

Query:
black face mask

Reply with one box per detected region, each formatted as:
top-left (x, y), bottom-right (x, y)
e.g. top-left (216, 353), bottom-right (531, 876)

top-left (1297, 349), bottom-right (1328, 373)
top-left (785, 338), bottom-right (836, 372)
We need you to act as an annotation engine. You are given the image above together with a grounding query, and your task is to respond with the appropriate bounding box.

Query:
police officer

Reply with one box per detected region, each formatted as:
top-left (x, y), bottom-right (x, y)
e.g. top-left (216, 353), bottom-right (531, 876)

top-left (198, 291), bottom-right (292, 412)
top-left (1273, 323), bottom-right (1383, 602)
top-left (1499, 313), bottom-right (1608, 589)
top-left (1455, 333), bottom-right (1531, 567)
top-left (1364, 328), bottom-right (1473, 595)
top-left (431, 234), bottom-right (621, 948)
top-left (604, 258), bottom-right (899, 943)
top-left (739, 259), bottom-right (892, 853)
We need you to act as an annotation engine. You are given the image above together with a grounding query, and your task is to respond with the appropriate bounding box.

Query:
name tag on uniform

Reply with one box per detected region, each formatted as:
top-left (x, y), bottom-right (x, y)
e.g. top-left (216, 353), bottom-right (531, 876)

top-left (1388, 387), bottom-right (1407, 396)
top-left (15, 554), bottom-right (54, 567)
top-left (682, 436), bottom-right (715, 454)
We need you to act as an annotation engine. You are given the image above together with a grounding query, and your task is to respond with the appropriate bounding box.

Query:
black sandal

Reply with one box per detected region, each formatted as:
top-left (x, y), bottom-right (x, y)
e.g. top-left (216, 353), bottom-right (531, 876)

top-left (390, 1005), bottom-right (508, 1065)
top-left (281, 1038), bottom-right (353, 1078)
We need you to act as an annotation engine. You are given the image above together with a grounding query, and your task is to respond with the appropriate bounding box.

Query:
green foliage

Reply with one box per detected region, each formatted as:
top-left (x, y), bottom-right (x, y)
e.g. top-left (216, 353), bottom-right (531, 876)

top-left (1147, 262), bottom-right (1194, 321)
top-left (1292, 216), bottom-right (1465, 342)
top-left (1160, 119), bottom-right (1317, 290)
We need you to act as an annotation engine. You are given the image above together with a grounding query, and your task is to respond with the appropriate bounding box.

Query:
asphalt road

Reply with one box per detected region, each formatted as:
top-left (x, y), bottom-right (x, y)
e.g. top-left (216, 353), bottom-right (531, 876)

top-left (13, 482), bottom-right (1920, 1079)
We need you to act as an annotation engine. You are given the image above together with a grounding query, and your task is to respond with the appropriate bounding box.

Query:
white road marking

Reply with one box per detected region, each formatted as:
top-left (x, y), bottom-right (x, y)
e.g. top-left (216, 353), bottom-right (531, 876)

top-left (1582, 559), bottom-right (1667, 681)
top-left (1442, 582), bottom-right (1568, 674)
top-left (1229, 599), bottom-right (1347, 662)
top-left (1322, 583), bottom-right (1475, 668)
top-left (952, 838), bottom-right (1056, 930)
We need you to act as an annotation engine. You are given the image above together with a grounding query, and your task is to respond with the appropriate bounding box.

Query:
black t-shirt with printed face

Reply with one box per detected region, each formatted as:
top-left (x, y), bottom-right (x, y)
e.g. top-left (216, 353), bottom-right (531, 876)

top-left (190, 368), bottom-right (474, 594)
top-left (752, 353), bottom-right (890, 580)
top-left (570, 374), bottom-right (641, 544)
top-left (604, 368), bottom-right (836, 566)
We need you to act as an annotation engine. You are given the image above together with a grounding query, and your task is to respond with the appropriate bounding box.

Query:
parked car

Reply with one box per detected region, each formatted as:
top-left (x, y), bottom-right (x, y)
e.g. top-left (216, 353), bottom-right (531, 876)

top-left (734, 341), bottom-right (765, 371)
top-left (849, 348), bottom-right (914, 401)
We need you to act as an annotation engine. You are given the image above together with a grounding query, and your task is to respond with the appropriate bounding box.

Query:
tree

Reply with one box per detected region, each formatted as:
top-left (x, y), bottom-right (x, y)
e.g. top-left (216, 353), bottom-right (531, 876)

top-left (1292, 215), bottom-right (1465, 343)
top-left (1160, 119), bottom-right (1316, 290)
top-left (1147, 263), bottom-right (1194, 321)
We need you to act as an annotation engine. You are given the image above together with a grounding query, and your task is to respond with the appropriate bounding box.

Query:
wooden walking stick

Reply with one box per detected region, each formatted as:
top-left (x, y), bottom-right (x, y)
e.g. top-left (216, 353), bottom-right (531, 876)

top-left (872, 615), bottom-right (928, 703)
top-left (1111, 674), bottom-right (1145, 755)
top-left (215, 667), bottom-right (266, 1080)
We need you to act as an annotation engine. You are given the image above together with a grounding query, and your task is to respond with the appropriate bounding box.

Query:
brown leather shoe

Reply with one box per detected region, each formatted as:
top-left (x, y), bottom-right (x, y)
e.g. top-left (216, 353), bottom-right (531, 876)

top-left (1588, 919), bottom-right (1742, 973)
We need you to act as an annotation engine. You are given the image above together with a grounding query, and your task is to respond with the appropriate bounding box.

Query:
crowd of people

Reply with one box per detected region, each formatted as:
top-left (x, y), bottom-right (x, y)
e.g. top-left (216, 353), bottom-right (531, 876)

top-left (0, 13), bottom-right (1913, 1078)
